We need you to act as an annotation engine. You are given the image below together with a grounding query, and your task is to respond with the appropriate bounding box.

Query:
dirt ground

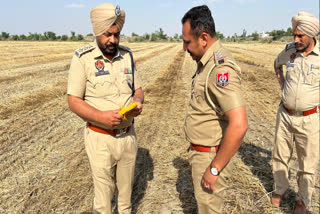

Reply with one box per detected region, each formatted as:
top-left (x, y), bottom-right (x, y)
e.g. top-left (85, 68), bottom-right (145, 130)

top-left (0, 41), bottom-right (318, 214)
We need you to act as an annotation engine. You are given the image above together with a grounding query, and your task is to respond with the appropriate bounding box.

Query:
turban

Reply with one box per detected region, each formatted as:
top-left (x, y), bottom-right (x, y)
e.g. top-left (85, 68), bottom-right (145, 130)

top-left (90, 3), bottom-right (125, 36)
top-left (292, 11), bottom-right (319, 38)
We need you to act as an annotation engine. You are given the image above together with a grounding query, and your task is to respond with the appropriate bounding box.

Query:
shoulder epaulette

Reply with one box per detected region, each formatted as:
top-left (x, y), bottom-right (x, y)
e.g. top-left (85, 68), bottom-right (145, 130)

top-left (75, 44), bottom-right (95, 58)
top-left (285, 43), bottom-right (295, 52)
top-left (214, 49), bottom-right (227, 65)
top-left (118, 45), bottom-right (132, 52)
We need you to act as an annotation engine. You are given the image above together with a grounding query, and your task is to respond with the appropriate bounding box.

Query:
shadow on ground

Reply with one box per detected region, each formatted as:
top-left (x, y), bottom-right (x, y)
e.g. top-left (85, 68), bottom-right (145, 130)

top-left (131, 147), bottom-right (154, 214)
top-left (238, 141), bottom-right (297, 213)
top-left (81, 147), bottom-right (153, 214)
top-left (173, 157), bottom-right (197, 214)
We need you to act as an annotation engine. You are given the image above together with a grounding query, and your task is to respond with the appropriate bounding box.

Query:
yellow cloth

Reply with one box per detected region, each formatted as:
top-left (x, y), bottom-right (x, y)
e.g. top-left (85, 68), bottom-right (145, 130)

top-left (90, 3), bottom-right (125, 36)
top-left (292, 11), bottom-right (319, 37)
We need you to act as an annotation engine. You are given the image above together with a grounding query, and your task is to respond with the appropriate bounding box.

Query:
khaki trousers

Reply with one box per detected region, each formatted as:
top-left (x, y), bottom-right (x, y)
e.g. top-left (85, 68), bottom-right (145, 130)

top-left (272, 105), bottom-right (319, 206)
top-left (84, 126), bottom-right (137, 214)
top-left (188, 147), bottom-right (232, 214)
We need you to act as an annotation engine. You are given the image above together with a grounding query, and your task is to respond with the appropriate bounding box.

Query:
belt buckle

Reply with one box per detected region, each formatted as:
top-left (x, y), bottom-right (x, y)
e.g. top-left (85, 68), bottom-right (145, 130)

top-left (292, 110), bottom-right (303, 116)
top-left (116, 127), bottom-right (127, 137)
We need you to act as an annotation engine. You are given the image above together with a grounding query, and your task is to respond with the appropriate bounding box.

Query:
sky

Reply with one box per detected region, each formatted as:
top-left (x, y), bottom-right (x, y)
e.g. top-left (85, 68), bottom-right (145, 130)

top-left (0, 0), bottom-right (319, 37)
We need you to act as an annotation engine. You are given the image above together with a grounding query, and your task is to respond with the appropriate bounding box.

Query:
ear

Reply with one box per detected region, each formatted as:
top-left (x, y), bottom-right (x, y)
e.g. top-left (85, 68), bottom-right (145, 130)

top-left (199, 32), bottom-right (209, 47)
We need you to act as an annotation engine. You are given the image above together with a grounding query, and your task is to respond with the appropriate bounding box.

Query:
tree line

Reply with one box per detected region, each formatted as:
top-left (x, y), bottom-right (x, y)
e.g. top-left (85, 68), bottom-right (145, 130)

top-left (0, 31), bottom-right (91, 41)
top-left (1, 27), bottom-right (294, 42)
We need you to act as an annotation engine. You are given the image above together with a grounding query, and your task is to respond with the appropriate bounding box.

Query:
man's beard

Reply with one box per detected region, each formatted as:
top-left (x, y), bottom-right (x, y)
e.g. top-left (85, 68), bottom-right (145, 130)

top-left (295, 39), bottom-right (312, 52)
top-left (97, 40), bottom-right (118, 56)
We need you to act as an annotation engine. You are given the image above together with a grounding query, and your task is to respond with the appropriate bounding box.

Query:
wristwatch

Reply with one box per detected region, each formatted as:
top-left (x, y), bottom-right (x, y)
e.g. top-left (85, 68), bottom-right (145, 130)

top-left (210, 166), bottom-right (220, 176)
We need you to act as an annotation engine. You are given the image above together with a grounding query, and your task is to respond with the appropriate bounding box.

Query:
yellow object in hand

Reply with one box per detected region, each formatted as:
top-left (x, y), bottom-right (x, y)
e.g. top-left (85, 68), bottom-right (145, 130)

top-left (118, 102), bottom-right (138, 115)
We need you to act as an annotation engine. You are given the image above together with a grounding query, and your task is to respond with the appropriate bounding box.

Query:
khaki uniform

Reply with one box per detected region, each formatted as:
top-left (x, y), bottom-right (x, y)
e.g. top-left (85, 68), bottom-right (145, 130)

top-left (273, 42), bottom-right (320, 206)
top-left (67, 41), bottom-right (142, 214)
top-left (184, 40), bottom-right (245, 213)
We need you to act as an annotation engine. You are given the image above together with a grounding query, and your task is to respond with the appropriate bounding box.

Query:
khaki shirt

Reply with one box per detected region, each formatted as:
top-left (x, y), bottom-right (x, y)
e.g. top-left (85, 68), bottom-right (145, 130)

top-left (184, 40), bottom-right (245, 146)
top-left (275, 41), bottom-right (320, 111)
top-left (67, 41), bottom-right (142, 130)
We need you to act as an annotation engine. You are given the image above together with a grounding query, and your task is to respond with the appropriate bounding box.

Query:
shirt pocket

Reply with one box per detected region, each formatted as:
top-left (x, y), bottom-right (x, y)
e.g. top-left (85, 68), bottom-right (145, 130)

top-left (285, 63), bottom-right (297, 81)
top-left (305, 65), bottom-right (320, 85)
top-left (120, 73), bottom-right (134, 94)
top-left (90, 74), bottom-right (114, 97)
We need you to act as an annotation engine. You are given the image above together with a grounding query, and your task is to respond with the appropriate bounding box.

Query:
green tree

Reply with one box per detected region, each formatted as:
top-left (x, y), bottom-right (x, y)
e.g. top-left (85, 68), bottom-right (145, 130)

top-left (131, 32), bottom-right (139, 37)
top-left (19, 34), bottom-right (27, 40)
top-left (70, 31), bottom-right (76, 40)
top-left (286, 27), bottom-right (293, 36)
top-left (12, 35), bottom-right (19, 40)
top-left (268, 29), bottom-right (286, 40)
top-left (34, 33), bottom-right (40, 40)
top-left (86, 33), bottom-right (93, 36)
top-left (151, 33), bottom-right (157, 41)
top-left (157, 28), bottom-right (167, 39)
top-left (251, 31), bottom-right (259, 41)
top-left (61, 35), bottom-right (68, 41)
top-left (77, 34), bottom-right (84, 41)
top-left (144, 33), bottom-right (150, 40)
top-left (241, 29), bottom-right (247, 39)
top-left (1, 32), bottom-right (10, 39)
top-left (216, 31), bottom-right (224, 40)
top-left (46, 31), bottom-right (57, 40)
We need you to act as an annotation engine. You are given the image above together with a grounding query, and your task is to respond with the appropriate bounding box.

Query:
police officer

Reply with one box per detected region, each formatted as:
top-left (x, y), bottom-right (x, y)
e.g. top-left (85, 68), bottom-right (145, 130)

top-left (271, 12), bottom-right (319, 214)
top-left (67, 3), bottom-right (143, 214)
top-left (181, 5), bottom-right (248, 213)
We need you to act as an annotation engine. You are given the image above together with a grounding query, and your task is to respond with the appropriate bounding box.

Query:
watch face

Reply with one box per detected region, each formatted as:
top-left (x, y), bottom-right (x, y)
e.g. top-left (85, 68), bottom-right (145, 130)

top-left (210, 167), bottom-right (219, 176)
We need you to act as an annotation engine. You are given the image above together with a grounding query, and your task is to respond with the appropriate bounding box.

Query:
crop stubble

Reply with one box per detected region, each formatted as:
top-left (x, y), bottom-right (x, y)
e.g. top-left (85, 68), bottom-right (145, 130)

top-left (0, 41), bottom-right (318, 214)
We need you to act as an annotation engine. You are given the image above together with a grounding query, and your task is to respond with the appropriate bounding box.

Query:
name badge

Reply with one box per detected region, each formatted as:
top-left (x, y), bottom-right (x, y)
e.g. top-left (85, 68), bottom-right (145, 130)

top-left (310, 64), bottom-right (320, 71)
top-left (287, 63), bottom-right (295, 68)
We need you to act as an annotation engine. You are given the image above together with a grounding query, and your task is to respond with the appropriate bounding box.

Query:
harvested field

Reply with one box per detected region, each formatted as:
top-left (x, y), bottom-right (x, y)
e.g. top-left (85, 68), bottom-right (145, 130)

top-left (0, 41), bottom-right (318, 214)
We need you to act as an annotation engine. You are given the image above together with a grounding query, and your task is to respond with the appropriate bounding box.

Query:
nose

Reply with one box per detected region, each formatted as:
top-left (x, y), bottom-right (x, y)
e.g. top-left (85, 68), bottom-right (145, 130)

top-left (110, 35), bottom-right (117, 43)
top-left (294, 36), bottom-right (300, 43)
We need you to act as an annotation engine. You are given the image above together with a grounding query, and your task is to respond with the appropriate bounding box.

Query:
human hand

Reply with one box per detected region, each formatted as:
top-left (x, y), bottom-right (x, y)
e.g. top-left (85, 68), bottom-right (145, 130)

top-left (201, 166), bottom-right (219, 191)
top-left (127, 100), bottom-right (143, 117)
top-left (100, 110), bottom-right (124, 127)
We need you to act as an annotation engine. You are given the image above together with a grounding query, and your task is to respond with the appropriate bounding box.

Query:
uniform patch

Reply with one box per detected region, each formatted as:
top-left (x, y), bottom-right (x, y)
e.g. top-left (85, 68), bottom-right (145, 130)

top-left (287, 63), bottom-right (294, 68)
top-left (75, 44), bottom-right (94, 57)
top-left (95, 60), bottom-right (109, 76)
top-left (123, 68), bottom-right (132, 74)
top-left (216, 50), bottom-right (226, 61)
top-left (290, 53), bottom-right (296, 63)
top-left (311, 64), bottom-right (320, 71)
top-left (218, 59), bottom-right (225, 64)
top-left (216, 72), bottom-right (229, 88)
top-left (115, 5), bottom-right (121, 16)
top-left (285, 43), bottom-right (295, 52)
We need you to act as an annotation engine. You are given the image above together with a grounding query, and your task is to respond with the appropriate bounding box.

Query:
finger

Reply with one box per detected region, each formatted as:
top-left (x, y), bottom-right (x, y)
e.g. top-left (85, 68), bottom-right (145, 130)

top-left (115, 113), bottom-right (124, 119)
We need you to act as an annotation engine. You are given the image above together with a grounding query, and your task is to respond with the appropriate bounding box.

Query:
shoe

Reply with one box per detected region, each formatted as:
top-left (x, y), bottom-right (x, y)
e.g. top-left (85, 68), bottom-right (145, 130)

top-left (271, 193), bottom-right (282, 207)
top-left (293, 200), bottom-right (306, 214)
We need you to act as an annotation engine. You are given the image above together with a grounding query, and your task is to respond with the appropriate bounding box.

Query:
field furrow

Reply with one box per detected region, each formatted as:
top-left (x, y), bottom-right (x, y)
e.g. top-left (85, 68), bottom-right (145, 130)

top-left (0, 41), bottom-right (318, 214)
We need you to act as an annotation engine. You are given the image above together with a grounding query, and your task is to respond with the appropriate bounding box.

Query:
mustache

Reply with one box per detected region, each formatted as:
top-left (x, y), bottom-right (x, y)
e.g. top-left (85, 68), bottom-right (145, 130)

top-left (105, 43), bottom-right (117, 49)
